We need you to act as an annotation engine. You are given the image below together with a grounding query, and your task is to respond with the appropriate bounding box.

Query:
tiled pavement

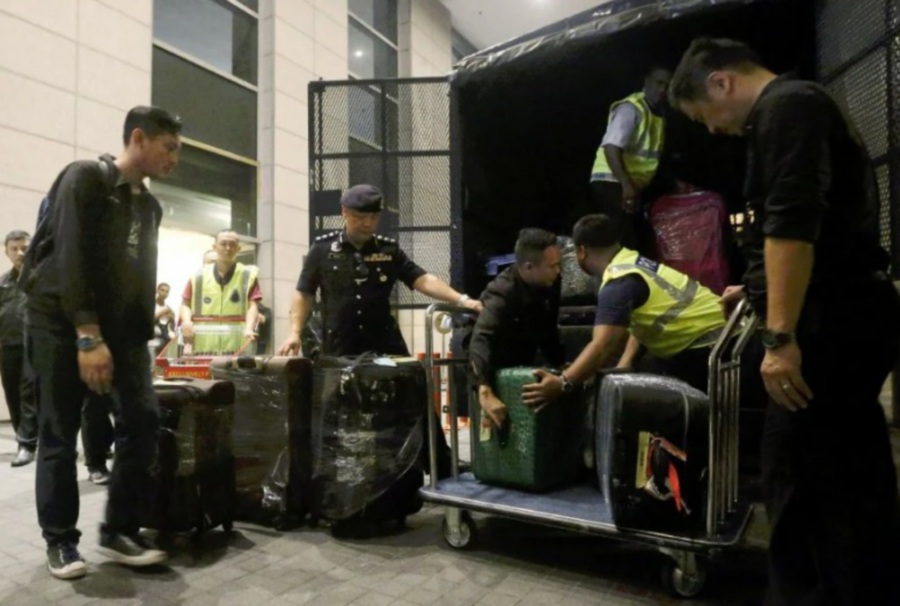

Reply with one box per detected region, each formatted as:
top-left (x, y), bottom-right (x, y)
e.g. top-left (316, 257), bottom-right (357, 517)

top-left (0, 381), bottom-right (895, 606)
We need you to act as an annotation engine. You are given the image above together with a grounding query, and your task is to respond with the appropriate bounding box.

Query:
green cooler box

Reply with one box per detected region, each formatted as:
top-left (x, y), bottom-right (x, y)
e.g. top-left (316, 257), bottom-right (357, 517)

top-left (472, 367), bottom-right (586, 491)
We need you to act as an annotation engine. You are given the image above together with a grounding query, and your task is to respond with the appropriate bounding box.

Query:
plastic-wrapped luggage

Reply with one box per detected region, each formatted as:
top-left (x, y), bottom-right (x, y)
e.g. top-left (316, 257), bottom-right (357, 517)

top-left (209, 356), bottom-right (313, 526)
top-left (473, 367), bottom-right (586, 491)
top-left (557, 236), bottom-right (601, 305)
top-left (310, 354), bottom-right (426, 529)
top-left (143, 378), bottom-right (235, 535)
top-left (595, 373), bottom-right (709, 534)
top-left (649, 190), bottom-right (730, 295)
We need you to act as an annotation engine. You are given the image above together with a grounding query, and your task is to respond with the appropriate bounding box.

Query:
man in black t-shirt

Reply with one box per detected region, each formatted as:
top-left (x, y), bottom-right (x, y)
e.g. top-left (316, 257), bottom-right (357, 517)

top-left (670, 38), bottom-right (900, 605)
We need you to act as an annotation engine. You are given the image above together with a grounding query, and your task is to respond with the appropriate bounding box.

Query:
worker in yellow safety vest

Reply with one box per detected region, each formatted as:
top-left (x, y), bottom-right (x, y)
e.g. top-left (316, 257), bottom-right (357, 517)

top-left (590, 67), bottom-right (671, 250)
top-left (179, 229), bottom-right (262, 355)
top-left (522, 214), bottom-right (725, 405)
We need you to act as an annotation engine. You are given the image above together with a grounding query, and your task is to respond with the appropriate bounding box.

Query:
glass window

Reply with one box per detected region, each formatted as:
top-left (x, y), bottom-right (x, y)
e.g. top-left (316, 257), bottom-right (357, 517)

top-left (153, 144), bottom-right (258, 237)
top-left (153, 47), bottom-right (257, 159)
top-left (348, 83), bottom-right (398, 149)
top-left (348, 0), bottom-right (397, 43)
top-left (153, 0), bottom-right (258, 84)
top-left (234, 0), bottom-right (258, 12)
top-left (349, 20), bottom-right (398, 79)
top-left (452, 29), bottom-right (478, 64)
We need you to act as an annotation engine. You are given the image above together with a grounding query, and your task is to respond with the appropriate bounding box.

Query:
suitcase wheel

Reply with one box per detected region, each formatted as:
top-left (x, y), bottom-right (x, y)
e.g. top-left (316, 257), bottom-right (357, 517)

top-left (441, 510), bottom-right (477, 550)
top-left (661, 556), bottom-right (706, 598)
top-left (223, 520), bottom-right (233, 533)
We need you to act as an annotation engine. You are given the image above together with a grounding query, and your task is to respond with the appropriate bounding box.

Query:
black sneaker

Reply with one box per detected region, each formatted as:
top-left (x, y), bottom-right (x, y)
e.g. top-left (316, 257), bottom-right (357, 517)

top-left (98, 531), bottom-right (167, 567)
top-left (47, 543), bottom-right (87, 580)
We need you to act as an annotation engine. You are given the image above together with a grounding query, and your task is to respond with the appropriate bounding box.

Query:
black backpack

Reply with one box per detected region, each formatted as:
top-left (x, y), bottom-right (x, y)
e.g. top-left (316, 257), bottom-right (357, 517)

top-left (20, 160), bottom-right (114, 294)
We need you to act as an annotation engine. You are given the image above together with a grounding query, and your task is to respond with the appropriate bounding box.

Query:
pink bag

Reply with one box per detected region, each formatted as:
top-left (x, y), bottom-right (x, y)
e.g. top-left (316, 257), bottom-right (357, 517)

top-left (649, 191), bottom-right (730, 295)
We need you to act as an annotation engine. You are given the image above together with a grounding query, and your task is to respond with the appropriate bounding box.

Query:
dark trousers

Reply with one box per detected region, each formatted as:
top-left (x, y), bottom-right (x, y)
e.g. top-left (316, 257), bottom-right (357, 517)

top-left (763, 280), bottom-right (900, 606)
top-left (28, 325), bottom-right (159, 546)
top-left (0, 343), bottom-right (37, 448)
top-left (81, 393), bottom-right (114, 471)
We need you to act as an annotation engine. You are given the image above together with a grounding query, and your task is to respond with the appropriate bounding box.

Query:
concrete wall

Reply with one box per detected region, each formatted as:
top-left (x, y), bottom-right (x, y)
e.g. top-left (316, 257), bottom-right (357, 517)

top-left (0, 0), bottom-right (153, 420)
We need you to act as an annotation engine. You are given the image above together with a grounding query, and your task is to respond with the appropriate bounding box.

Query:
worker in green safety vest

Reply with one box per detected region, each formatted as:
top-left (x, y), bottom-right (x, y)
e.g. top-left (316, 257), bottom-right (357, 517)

top-left (522, 213), bottom-right (725, 406)
top-left (590, 67), bottom-right (671, 250)
top-left (179, 229), bottom-right (262, 355)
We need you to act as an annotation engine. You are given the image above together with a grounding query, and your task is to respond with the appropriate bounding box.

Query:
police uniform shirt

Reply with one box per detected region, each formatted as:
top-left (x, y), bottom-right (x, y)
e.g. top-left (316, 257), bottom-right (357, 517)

top-left (296, 230), bottom-right (427, 355)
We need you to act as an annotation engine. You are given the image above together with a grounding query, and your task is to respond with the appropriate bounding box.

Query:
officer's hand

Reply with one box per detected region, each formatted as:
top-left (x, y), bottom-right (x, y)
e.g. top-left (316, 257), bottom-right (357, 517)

top-left (479, 391), bottom-right (507, 429)
top-left (463, 298), bottom-right (483, 314)
top-left (278, 334), bottom-right (301, 356)
top-left (522, 369), bottom-right (562, 410)
top-left (181, 320), bottom-right (195, 341)
top-left (622, 182), bottom-right (640, 213)
top-left (761, 342), bottom-right (813, 412)
top-left (79, 344), bottom-right (114, 395)
top-left (720, 285), bottom-right (746, 319)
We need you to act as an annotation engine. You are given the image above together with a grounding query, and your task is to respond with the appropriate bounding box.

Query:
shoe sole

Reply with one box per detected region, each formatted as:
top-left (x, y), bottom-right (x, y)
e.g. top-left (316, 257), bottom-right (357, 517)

top-left (11, 459), bottom-right (34, 468)
top-left (97, 547), bottom-right (167, 567)
top-left (90, 478), bottom-right (110, 486)
top-left (47, 562), bottom-right (87, 580)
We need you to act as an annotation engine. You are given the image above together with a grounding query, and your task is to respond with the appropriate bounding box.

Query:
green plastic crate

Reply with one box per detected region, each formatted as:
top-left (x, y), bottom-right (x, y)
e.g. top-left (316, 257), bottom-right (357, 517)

top-left (472, 367), bottom-right (586, 491)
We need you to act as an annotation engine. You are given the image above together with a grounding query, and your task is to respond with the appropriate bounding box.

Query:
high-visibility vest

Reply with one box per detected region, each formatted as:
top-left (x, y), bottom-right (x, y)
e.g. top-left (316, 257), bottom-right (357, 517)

top-left (600, 248), bottom-right (724, 358)
top-left (591, 92), bottom-right (665, 188)
top-left (189, 262), bottom-right (258, 354)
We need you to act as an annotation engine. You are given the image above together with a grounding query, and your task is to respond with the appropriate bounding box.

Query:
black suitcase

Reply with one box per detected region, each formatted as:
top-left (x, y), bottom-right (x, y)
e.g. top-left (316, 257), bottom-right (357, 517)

top-left (310, 354), bottom-right (426, 533)
top-left (595, 373), bottom-right (709, 535)
top-left (144, 378), bottom-right (236, 536)
top-left (209, 356), bottom-right (313, 527)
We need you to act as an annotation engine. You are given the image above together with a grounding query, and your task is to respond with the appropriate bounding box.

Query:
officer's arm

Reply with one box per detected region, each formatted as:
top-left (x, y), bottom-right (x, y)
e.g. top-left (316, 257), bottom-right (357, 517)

top-left (412, 273), bottom-right (470, 306)
top-left (563, 324), bottom-right (629, 384)
top-left (616, 334), bottom-right (642, 368)
top-left (290, 291), bottom-right (314, 339)
top-left (245, 300), bottom-right (259, 338)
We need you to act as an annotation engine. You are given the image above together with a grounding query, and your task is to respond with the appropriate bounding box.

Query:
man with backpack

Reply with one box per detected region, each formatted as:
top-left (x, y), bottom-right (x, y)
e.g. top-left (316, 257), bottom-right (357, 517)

top-left (23, 105), bottom-right (181, 580)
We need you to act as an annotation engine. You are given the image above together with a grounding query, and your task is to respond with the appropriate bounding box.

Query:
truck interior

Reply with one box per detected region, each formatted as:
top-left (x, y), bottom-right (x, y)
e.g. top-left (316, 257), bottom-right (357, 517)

top-left (452, 0), bottom-right (817, 296)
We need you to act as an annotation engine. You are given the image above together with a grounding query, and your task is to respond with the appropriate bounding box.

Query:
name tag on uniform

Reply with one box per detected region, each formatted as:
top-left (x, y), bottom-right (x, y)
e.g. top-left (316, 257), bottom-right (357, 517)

top-left (363, 253), bottom-right (392, 262)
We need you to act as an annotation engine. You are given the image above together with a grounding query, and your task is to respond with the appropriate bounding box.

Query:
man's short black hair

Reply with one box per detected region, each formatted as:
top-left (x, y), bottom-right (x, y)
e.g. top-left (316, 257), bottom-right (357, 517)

top-left (157, 282), bottom-right (170, 290)
top-left (572, 214), bottom-right (620, 250)
top-left (4, 230), bottom-right (30, 246)
top-left (669, 38), bottom-right (763, 105)
top-left (514, 228), bottom-right (557, 265)
top-left (215, 229), bottom-right (239, 242)
top-left (122, 105), bottom-right (182, 146)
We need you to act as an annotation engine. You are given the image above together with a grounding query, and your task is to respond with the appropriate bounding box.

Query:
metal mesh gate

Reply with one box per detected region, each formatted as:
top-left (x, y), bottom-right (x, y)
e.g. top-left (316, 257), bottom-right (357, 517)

top-left (816, 0), bottom-right (900, 274)
top-left (308, 77), bottom-right (459, 308)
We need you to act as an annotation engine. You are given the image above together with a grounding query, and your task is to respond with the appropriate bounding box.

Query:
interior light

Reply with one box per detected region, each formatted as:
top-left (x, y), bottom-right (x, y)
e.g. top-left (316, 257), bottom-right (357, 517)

top-left (354, 50), bottom-right (364, 58)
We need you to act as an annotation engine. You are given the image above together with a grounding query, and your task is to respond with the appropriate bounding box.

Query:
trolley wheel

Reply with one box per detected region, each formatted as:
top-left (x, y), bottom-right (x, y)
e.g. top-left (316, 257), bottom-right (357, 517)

top-left (441, 511), bottom-right (477, 550)
top-left (662, 558), bottom-right (706, 598)
top-left (222, 520), bottom-right (234, 533)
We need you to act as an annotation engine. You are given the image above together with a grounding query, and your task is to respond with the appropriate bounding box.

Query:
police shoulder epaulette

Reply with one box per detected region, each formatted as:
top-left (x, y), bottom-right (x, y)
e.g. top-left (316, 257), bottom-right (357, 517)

top-left (315, 231), bottom-right (339, 242)
top-left (375, 234), bottom-right (396, 244)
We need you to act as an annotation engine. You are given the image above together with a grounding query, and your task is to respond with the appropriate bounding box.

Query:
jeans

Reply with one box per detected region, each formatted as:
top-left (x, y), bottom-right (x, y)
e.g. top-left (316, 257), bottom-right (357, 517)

top-left (0, 343), bottom-right (37, 448)
top-left (28, 324), bottom-right (159, 546)
top-left (81, 393), bottom-right (114, 471)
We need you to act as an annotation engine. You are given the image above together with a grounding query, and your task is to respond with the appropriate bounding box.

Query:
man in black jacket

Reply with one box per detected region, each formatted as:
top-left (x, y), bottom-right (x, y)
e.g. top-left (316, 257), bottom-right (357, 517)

top-left (468, 228), bottom-right (564, 428)
top-left (25, 106), bottom-right (181, 580)
top-left (670, 38), bottom-right (900, 605)
top-left (0, 230), bottom-right (37, 466)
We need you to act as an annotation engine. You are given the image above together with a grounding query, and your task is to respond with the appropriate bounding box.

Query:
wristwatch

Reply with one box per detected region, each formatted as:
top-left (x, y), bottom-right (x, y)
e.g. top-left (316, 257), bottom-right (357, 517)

top-left (761, 329), bottom-right (794, 350)
top-left (76, 335), bottom-right (104, 352)
top-left (560, 372), bottom-right (576, 394)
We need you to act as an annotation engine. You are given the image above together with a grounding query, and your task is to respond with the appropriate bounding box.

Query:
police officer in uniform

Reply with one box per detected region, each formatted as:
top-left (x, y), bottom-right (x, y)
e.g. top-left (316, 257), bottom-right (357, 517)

top-left (278, 184), bottom-right (482, 476)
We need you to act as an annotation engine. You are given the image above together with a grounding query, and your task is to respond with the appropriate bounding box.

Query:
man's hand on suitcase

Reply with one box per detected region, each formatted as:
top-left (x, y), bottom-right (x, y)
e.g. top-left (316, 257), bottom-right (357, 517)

top-left (720, 284), bottom-right (746, 318)
top-left (277, 334), bottom-right (301, 356)
top-left (79, 344), bottom-right (114, 395)
top-left (479, 387), bottom-right (507, 429)
top-left (522, 369), bottom-right (562, 411)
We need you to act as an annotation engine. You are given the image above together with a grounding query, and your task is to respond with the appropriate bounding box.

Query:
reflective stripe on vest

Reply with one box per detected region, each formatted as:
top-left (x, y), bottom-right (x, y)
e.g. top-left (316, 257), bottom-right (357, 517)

top-left (600, 248), bottom-right (725, 358)
top-left (590, 92), bottom-right (665, 188)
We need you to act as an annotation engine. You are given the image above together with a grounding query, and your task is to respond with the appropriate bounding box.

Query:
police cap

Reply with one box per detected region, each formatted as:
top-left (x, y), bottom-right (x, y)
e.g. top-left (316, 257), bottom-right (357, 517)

top-left (341, 184), bottom-right (383, 213)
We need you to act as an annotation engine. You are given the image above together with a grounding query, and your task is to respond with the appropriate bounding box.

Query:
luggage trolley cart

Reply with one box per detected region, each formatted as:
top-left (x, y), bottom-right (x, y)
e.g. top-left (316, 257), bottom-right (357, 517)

top-left (420, 300), bottom-right (759, 598)
top-left (155, 316), bottom-right (257, 379)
